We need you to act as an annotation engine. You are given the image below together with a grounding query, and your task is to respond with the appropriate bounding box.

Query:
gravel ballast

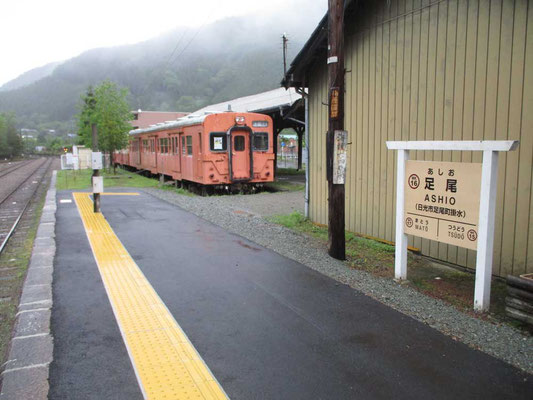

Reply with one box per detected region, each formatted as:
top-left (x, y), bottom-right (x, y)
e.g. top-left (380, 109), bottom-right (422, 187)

top-left (144, 188), bottom-right (532, 374)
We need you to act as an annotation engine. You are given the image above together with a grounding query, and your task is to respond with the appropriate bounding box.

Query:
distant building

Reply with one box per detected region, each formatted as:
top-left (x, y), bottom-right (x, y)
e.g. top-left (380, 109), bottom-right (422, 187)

top-left (130, 110), bottom-right (189, 130)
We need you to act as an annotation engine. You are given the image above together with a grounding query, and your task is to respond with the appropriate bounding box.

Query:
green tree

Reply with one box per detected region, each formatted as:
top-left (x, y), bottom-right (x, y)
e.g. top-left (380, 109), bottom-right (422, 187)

top-left (46, 137), bottom-right (64, 154)
top-left (0, 113), bottom-right (22, 159)
top-left (77, 81), bottom-right (132, 172)
top-left (0, 114), bottom-right (7, 159)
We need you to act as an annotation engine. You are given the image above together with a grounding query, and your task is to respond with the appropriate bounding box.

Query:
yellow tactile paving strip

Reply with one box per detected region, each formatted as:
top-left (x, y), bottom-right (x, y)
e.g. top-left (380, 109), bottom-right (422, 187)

top-left (73, 192), bottom-right (228, 400)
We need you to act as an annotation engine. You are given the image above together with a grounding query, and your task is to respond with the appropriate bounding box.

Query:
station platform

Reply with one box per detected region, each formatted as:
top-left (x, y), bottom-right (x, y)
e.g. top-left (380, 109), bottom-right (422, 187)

top-left (50, 189), bottom-right (532, 399)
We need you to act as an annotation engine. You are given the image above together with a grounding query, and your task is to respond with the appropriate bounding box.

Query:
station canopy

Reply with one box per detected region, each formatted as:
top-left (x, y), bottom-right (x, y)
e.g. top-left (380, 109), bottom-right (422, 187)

top-left (193, 87), bottom-right (305, 133)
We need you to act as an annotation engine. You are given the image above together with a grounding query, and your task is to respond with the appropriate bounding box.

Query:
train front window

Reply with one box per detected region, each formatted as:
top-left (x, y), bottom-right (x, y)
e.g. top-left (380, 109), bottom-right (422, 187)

top-left (234, 136), bottom-right (245, 151)
top-left (209, 132), bottom-right (227, 152)
top-left (253, 132), bottom-right (268, 151)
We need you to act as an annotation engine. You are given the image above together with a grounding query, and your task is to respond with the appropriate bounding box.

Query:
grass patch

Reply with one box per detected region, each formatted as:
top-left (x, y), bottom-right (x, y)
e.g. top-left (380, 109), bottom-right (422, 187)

top-left (268, 212), bottom-right (393, 273)
top-left (277, 167), bottom-right (305, 175)
top-left (268, 211), bottom-right (526, 330)
top-left (265, 181), bottom-right (304, 192)
top-left (56, 168), bottom-right (159, 190)
top-left (159, 184), bottom-right (195, 197)
top-left (0, 184), bottom-right (46, 366)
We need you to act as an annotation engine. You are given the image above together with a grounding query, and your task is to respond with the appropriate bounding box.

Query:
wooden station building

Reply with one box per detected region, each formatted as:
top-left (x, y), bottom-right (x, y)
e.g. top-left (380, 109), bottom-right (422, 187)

top-left (283, 0), bottom-right (533, 278)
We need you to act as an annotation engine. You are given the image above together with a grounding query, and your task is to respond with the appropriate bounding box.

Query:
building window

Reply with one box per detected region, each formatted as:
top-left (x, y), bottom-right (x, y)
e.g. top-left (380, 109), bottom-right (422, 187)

top-left (186, 136), bottom-right (193, 155)
top-left (209, 132), bottom-right (227, 152)
top-left (253, 132), bottom-right (268, 151)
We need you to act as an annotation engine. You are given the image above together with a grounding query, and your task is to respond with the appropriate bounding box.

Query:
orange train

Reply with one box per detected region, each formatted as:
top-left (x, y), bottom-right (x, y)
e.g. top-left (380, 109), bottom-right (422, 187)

top-left (114, 112), bottom-right (275, 193)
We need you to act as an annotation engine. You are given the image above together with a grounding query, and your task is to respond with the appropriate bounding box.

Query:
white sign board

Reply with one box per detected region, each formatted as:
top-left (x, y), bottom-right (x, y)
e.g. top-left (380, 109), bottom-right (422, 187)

top-left (332, 130), bottom-right (347, 184)
top-left (92, 176), bottom-right (103, 193)
top-left (386, 140), bottom-right (519, 312)
top-left (91, 152), bottom-right (103, 170)
top-left (404, 161), bottom-right (482, 250)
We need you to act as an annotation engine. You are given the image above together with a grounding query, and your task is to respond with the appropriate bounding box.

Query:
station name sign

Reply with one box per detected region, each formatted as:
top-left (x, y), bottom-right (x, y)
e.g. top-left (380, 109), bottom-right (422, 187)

top-left (404, 160), bottom-right (482, 250)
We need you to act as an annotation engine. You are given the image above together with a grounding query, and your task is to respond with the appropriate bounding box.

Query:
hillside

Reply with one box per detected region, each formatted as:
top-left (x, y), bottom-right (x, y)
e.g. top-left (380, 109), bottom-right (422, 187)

top-left (0, 11), bottom-right (318, 133)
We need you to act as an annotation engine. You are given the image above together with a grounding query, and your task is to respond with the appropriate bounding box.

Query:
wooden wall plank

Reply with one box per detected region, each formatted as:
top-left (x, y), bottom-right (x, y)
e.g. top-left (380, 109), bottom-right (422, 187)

top-left (452, 0), bottom-right (469, 267)
top-left (376, 14), bottom-right (386, 240)
top-left (345, 34), bottom-right (354, 231)
top-left (443, 0), bottom-right (459, 263)
top-left (426, 1), bottom-right (440, 259)
top-left (462, 0), bottom-right (480, 268)
top-left (503, 0), bottom-right (528, 276)
top-left (493, 0), bottom-right (514, 274)
top-left (435, 0), bottom-right (449, 261)
top-left (486, 0), bottom-right (504, 275)
top-left (513, 0), bottom-right (532, 276)
top-left (523, 1), bottom-right (533, 276)
top-left (355, 31), bottom-right (364, 234)
top-left (381, 4), bottom-right (392, 242)
top-left (368, 15), bottom-right (377, 237)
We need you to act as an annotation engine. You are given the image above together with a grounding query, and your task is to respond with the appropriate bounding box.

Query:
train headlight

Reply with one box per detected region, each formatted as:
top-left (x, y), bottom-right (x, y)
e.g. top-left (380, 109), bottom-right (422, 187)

top-left (235, 116), bottom-right (245, 125)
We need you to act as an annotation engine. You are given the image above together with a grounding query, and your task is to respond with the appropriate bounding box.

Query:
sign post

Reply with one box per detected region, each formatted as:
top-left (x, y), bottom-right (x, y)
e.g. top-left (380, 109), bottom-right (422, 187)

top-left (91, 123), bottom-right (102, 213)
top-left (387, 141), bottom-right (519, 311)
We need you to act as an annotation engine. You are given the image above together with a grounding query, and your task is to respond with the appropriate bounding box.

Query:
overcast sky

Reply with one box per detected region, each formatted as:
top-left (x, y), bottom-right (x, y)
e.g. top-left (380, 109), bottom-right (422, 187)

top-left (0, 0), bottom-right (326, 87)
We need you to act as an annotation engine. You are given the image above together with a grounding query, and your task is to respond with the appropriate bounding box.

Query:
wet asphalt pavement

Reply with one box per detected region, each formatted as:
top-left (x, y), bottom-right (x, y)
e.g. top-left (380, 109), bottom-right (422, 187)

top-left (50, 190), bottom-right (532, 399)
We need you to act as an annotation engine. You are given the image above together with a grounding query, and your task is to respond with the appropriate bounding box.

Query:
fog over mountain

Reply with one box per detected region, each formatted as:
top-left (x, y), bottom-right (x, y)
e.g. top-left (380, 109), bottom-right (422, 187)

top-left (0, 4), bottom-right (323, 132)
top-left (0, 61), bottom-right (62, 92)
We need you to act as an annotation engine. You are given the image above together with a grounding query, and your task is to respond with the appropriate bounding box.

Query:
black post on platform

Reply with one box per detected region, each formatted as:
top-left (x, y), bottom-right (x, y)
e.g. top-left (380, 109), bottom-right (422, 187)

top-left (327, 0), bottom-right (345, 260)
top-left (297, 128), bottom-right (303, 171)
top-left (92, 123), bottom-right (101, 213)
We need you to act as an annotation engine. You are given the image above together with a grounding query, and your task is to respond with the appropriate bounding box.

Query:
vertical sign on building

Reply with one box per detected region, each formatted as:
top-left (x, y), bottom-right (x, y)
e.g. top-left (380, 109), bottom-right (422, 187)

top-left (404, 161), bottom-right (482, 250)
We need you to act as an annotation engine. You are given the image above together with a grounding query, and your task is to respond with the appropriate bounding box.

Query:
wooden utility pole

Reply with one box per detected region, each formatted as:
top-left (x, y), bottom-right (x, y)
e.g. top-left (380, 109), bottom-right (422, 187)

top-left (92, 123), bottom-right (101, 213)
top-left (327, 0), bottom-right (345, 259)
top-left (282, 33), bottom-right (288, 76)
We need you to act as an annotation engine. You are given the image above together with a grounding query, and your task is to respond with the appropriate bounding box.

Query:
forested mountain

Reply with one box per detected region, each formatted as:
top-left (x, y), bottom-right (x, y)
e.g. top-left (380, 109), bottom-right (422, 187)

top-left (0, 9), bottom-right (320, 134)
top-left (0, 61), bottom-right (61, 92)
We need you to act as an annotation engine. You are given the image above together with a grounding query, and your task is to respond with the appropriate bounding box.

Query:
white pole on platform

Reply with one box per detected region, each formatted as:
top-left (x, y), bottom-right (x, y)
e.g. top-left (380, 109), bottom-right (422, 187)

top-left (474, 150), bottom-right (499, 311)
top-left (394, 149), bottom-right (409, 280)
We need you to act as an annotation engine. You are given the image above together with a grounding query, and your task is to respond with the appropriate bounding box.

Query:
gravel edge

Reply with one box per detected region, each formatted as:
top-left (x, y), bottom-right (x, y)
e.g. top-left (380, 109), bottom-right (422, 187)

top-left (143, 187), bottom-right (533, 375)
top-left (0, 171), bottom-right (56, 400)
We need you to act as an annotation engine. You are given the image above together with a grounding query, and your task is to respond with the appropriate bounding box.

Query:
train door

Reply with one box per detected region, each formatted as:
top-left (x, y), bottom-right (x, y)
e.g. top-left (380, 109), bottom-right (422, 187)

top-left (150, 138), bottom-right (157, 168)
top-left (231, 132), bottom-right (250, 180)
top-left (136, 138), bottom-right (141, 165)
top-left (196, 132), bottom-right (203, 180)
top-left (171, 136), bottom-right (180, 173)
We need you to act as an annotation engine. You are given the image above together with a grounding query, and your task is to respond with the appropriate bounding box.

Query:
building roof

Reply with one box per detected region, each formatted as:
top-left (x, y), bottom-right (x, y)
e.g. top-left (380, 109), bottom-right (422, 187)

top-left (193, 87), bottom-right (300, 115)
top-left (130, 110), bottom-right (189, 129)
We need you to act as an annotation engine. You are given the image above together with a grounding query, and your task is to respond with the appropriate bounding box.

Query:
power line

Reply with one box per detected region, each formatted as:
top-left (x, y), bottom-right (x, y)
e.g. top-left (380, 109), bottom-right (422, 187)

top-left (168, 10), bottom-right (215, 68)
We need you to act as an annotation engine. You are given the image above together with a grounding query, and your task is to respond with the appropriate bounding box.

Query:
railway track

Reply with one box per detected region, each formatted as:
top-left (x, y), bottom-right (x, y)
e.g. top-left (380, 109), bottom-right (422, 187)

top-left (0, 160), bottom-right (34, 179)
top-left (0, 158), bottom-right (53, 255)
